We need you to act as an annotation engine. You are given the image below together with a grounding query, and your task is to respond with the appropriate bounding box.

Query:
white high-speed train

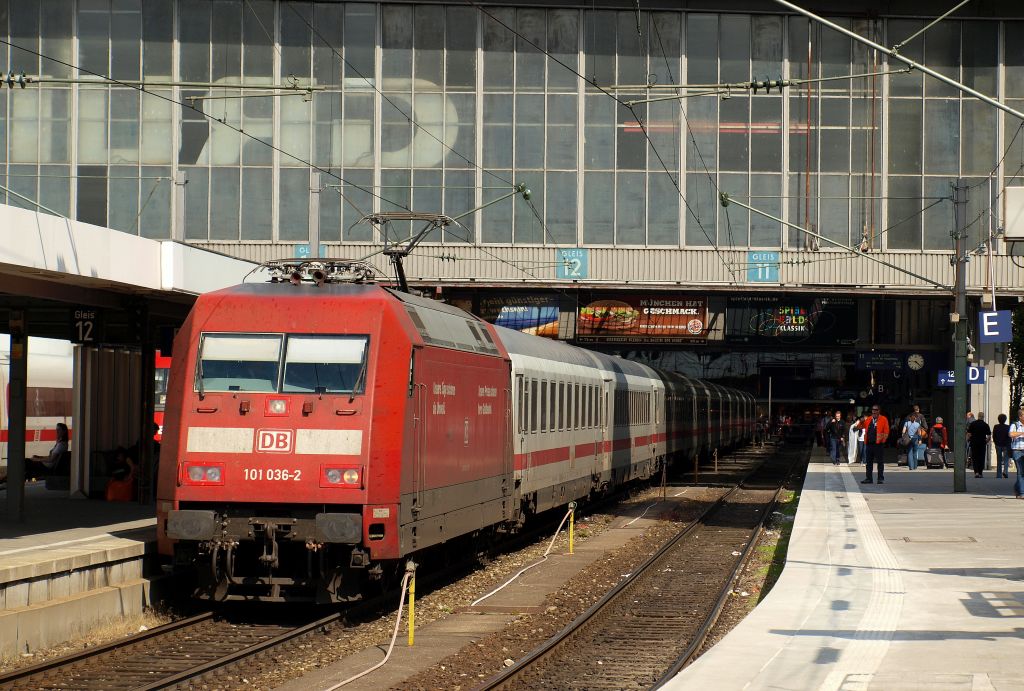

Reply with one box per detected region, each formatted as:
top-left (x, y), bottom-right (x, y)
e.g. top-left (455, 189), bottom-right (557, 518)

top-left (0, 335), bottom-right (74, 468)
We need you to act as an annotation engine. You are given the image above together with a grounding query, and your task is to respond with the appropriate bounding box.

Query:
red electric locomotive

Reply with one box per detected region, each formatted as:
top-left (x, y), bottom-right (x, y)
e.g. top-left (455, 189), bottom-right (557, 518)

top-left (157, 261), bottom-right (754, 602)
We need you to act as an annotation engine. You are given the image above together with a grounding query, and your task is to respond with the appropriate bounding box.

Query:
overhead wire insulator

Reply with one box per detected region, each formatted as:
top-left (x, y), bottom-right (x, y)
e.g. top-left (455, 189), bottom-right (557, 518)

top-left (3, 71), bottom-right (29, 88)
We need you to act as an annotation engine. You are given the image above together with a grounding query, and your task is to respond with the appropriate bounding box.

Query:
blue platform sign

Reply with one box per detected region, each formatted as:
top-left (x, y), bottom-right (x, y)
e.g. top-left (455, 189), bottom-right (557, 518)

top-left (294, 244), bottom-right (328, 258)
top-left (747, 251), bottom-right (780, 282)
top-left (556, 248), bottom-right (589, 279)
top-left (978, 310), bottom-right (1012, 344)
top-left (937, 366), bottom-right (986, 387)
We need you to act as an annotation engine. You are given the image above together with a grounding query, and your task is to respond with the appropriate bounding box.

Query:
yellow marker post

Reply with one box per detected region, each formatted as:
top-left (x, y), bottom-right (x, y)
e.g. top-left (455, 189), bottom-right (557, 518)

top-left (568, 501), bottom-right (577, 555)
top-left (407, 562), bottom-right (417, 647)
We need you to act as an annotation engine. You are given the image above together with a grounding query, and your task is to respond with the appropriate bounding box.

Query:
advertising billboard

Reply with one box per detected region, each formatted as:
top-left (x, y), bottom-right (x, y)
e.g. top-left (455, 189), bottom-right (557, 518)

top-left (725, 295), bottom-right (857, 345)
top-left (576, 296), bottom-right (707, 344)
top-left (477, 294), bottom-right (561, 338)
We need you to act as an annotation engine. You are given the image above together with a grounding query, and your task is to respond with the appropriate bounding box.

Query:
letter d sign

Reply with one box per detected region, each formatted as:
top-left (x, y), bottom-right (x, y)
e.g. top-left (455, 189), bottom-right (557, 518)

top-left (256, 429), bottom-right (293, 453)
top-left (978, 310), bottom-right (1012, 344)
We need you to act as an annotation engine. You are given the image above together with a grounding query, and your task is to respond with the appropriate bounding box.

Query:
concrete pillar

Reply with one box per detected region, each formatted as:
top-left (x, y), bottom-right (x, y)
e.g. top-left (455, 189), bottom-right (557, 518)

top-left (71, 345), bottom-right (92, 498)
top-left (6, 311), bottom-right (27, 521)
top-left (138, 311), bottom-right (155, 504)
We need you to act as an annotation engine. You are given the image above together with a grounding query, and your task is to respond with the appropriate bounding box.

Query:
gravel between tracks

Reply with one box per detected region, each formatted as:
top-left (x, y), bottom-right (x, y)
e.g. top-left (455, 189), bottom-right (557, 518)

top-left (394, 487), bottom-right (722, 691)
top-left (189, 486), bottom-right (720, 691)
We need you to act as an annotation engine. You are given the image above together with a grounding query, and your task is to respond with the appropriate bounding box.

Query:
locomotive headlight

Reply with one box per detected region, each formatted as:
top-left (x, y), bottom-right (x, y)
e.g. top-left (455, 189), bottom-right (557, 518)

top-left (321, 465), bottom-right (362, 488)
top-left (182, 463), bottom-right (225, 486)
top-left (266, 398), bottom-right (288, 415)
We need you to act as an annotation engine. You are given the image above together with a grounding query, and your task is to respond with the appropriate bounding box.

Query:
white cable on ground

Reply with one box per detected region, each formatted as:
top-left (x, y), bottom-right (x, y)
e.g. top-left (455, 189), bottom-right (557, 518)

top-left (324, 570), bottom-right (414, 690)
top-left (625, 501), bottom-right (659, 526)
top-left (471, 505), bottom-right (575, 607)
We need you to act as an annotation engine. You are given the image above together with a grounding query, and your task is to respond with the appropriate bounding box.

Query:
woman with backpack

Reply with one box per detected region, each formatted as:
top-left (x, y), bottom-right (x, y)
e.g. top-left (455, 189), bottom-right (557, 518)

top-left (927, 417), bottom-right (949, 468)
top-left (901, 413), bottom-right (922, 470)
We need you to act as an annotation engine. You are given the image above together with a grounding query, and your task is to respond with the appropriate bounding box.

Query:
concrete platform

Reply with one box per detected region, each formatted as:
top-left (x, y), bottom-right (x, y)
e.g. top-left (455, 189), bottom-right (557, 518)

top-left (273, 488), bottom-right (701, 691)
top-left (670, 450), bottom-right (1024, 691)
top-left (0, 482), bottom-right (157, 658)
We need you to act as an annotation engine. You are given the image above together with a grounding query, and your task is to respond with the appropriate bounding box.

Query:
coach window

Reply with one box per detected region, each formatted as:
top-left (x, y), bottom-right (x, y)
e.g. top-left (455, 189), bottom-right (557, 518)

top-left (573, 383), bottom-right (580, 429)
top-left (516, 374), bottom-right (525, 433)
top-left (197, 333), bottom-right (282, 392)
top-left (539, 379), bottom-right (547, 432)
top-left (558, 382), bottom-right (565, 430)
top-left (283, 336), bottom-right (369, 393)
top-left (549, 381), bottom-right (556, 431)
top-left (530, 379), bottom-right (539, 432)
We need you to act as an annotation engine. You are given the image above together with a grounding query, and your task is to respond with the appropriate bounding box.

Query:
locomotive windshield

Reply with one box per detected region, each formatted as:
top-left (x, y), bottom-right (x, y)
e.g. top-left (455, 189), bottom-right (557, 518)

top-left (196, 334), bottom-right (282, 392)
top-left (282, 336), bottom-right (368, 394)
top-left (194, 333), bottom-right (369, 394)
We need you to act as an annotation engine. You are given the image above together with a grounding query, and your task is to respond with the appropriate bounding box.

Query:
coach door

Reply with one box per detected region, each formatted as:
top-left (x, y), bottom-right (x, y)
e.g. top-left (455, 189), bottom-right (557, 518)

top-left (599, 379), bottom-right (612, 471)
top-left (509, 374), bottom-right (521, 494)
top-left (412, 377), bottom-right (427, 514)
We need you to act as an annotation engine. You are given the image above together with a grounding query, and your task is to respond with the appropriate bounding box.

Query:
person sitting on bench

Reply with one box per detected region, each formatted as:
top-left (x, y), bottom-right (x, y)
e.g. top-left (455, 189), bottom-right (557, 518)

top-left (26, 422), bottom-right (70, 481)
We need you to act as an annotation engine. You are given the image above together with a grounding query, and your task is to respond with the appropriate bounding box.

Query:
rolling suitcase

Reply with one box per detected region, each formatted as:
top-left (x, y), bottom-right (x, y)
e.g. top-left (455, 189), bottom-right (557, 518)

top-left (925, 447), bottom-right (945, 469)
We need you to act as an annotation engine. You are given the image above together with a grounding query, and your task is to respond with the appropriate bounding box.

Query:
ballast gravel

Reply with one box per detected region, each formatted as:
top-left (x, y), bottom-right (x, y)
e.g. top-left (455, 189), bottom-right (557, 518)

top-left (196, 485), bottom-right (722, 691)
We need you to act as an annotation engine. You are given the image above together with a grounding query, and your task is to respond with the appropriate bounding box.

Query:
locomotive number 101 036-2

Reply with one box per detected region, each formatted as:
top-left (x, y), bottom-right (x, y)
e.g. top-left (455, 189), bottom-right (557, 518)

top-left (243, 468), bottom-right (303, 481)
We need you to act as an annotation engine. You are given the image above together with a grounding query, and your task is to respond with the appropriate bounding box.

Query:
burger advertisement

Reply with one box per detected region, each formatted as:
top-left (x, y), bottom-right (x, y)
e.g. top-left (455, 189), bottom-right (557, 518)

top-left (577, 296), bottom-right (707, 344)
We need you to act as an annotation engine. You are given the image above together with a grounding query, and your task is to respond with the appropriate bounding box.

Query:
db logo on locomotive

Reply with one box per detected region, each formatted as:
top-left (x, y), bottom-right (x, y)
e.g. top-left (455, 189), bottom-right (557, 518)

top-left (256, 429), bottom-right (293, 453)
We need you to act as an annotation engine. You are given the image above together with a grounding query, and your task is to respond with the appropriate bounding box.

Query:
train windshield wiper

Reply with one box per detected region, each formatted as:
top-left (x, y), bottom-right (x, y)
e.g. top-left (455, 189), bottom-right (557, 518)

top-left (349, 358), bottom-right (368, 402)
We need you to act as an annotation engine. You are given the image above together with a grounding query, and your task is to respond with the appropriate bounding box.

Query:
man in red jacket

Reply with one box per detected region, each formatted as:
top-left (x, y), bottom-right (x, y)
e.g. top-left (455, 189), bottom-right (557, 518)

top-left (862, 405), bottom-right (891, 484)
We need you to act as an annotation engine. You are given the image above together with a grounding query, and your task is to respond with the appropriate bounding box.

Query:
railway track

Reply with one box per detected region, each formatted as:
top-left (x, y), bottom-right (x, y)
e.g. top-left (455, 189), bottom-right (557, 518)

top-left (476, 444), bottom-right (807, 691)
top-left (0, 447), bottom-right (778, 691)
top-left (0, 610), bottom-right (342, 690)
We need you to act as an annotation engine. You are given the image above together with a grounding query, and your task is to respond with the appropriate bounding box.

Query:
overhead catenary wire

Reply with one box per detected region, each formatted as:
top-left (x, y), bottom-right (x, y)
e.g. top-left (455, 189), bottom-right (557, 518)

top-left (465, 0), bottom-right (738, 280)
top-left (281, 1), bottom-right (592, 293)
top-left (284, 1), bottom-right (514, 189)
top-left (0, 37), bottom-right (403, 221)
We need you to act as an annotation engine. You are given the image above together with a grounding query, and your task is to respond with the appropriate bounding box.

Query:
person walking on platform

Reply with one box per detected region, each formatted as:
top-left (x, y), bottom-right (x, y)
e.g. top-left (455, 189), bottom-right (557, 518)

top-left (993, 413), bottom-right (1011, 479)
top-left (861, 405), bottom-right (890, 484)
top-left (967, 412), bottom-right (992, 478)
top-left (927, 417), bottom-right (949, 468)
top-left (1009, 409), bottom-right (1024, 499)
top-left (912, 404), bottom-right (928, 433)
top-left (846, 412), bottom-right (860, 464)
top-left (825, 411), bottom-right (847, 465)
top-left (901, 413), bottom-right (922, 470)
top-left (854, 414), bottom-right (868, 463)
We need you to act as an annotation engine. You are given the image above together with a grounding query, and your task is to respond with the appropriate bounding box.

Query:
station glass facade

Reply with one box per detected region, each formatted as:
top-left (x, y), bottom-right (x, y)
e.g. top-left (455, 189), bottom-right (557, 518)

top-left (2, 1), bottom-right (1023, 253)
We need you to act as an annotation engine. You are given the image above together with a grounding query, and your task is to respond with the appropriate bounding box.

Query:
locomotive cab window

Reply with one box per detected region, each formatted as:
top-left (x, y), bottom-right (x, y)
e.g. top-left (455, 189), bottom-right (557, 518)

top-left (283, 336), bottom-right (369, 394)
top-left (196, 334), bottom-right (283, 392)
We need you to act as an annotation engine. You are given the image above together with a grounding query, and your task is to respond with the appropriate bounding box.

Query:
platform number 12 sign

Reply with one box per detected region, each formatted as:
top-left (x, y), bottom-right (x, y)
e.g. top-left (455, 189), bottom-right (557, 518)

top-left (72, 307), bottom-right (100, 344)
top-left (556, 248), bottom-right (589, 280)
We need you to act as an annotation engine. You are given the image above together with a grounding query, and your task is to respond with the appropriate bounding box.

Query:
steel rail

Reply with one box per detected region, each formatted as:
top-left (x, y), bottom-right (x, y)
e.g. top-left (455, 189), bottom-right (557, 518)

top-left (0, 612), bottom-right (215, 685)
top-left (474, 445), bottom-right (798, 691)
top-left (654, 471), bottom-right (801, 687)
top-left (474, 486), bottom-right (740, 690)
top-left (135, 612), bottom-right (343, 690)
